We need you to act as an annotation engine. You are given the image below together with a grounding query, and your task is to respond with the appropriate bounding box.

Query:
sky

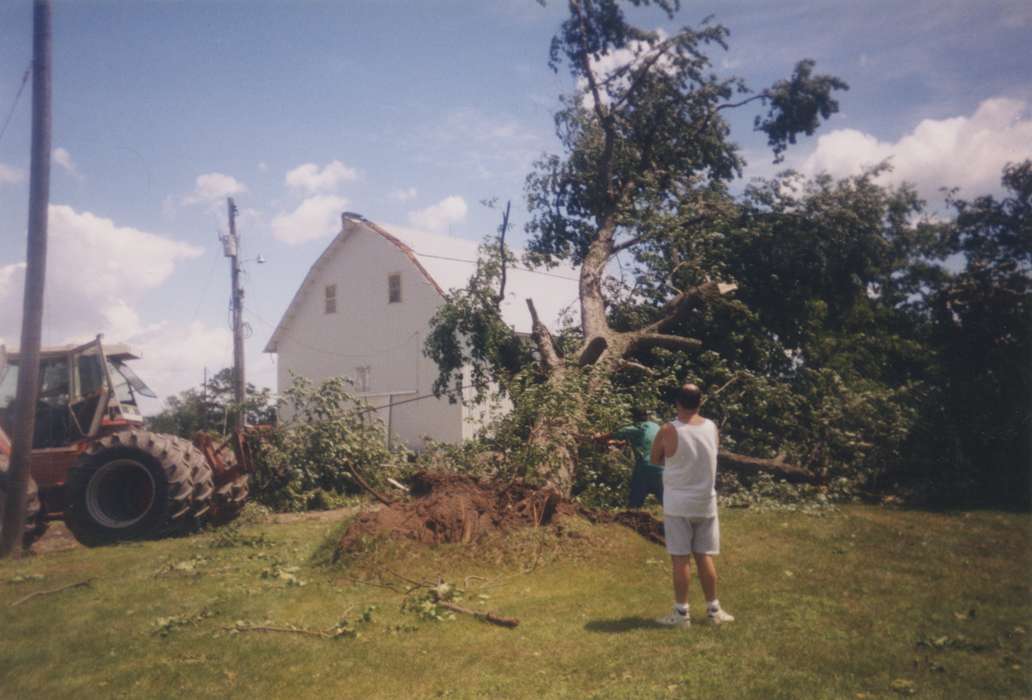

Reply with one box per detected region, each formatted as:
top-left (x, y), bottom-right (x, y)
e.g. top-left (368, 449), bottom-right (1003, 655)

top-left (0, 0), bottom-right (1029, 413)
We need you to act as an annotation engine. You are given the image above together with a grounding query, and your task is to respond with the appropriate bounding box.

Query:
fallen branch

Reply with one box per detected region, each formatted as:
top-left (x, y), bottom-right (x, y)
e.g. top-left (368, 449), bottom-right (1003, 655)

top-left (371, 569), bottom-right (520, 628)
top-left (223, 623), bottom-right (334, 640)
top-left (718, 450), bottom-right (818, 484)
top-left (386, 477), bottom-right (410, 493)
top-left (336, 575), bottom-right (404, 594)
top-left (382, 567), bottom-right (431, 591)
top-left (436, 600), bottom-right (520, 629)
top-left (345, 464), bottom-right (394, 507)
top-left (10, 578), bottom-right (93, 608)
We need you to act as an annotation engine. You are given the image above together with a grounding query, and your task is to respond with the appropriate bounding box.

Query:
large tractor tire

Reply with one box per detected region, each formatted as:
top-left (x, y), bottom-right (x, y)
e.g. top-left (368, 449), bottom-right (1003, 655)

top-left (65, 431), bottom-right (195, 546)
top-left (169, 436), bottom-right (214, 530)
top-left (0, 454), bottom-right (47, 548)
top-left (210, 447), bottom-right (250, 524)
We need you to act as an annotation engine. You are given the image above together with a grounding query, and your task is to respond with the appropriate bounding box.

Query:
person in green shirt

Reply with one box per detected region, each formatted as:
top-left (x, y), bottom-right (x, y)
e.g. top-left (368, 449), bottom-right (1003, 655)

top-left (597, 408), bottom-right (664, 508)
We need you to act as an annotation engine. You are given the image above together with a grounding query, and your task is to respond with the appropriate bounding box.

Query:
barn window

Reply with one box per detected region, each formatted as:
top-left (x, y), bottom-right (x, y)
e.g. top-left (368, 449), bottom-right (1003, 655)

top-left (355, 365), bottom-right (372, 393)
top-left (388, 273), bottom-right (402, 303)
top-left (324, 284), bottom-right (337, 314)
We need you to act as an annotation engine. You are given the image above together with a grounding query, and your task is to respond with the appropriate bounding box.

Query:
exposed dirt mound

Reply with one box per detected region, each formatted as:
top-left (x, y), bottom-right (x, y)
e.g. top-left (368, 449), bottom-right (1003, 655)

top-left (336, 470), bottom-right (666, 556)
top-left (336, 471), bottom-right (576, 554)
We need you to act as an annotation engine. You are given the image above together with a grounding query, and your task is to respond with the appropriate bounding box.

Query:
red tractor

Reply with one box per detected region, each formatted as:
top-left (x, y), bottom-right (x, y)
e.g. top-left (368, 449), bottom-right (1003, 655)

top-left (0, 337), bottom-right (251, 547)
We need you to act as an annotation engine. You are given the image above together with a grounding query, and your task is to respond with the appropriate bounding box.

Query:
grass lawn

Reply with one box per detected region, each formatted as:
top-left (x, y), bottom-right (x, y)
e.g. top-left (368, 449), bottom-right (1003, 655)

top-left (0, 505), bottom-right (1029, 699)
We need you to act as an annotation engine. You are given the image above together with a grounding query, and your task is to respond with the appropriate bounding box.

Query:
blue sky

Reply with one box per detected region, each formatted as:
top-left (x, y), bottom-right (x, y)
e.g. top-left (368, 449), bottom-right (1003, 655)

top-left (0, 0), bottom-right (1029, 410)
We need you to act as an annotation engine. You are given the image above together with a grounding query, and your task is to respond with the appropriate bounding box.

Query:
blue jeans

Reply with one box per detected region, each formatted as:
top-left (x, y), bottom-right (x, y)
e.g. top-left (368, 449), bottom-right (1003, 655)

top-left (628, 466), bottom-right (664, 508)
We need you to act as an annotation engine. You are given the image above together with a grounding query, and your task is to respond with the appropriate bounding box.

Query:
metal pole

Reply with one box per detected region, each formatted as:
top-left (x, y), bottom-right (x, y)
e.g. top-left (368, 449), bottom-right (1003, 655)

top-left (1, 0), bottom-right (52, 558)
top-left (227, 197), bottom-right (245, 432)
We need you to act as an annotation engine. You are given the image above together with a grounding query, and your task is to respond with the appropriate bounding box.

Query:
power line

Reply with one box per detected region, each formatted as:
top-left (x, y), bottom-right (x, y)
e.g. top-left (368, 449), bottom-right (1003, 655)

top-left (359, 386), bottom-right (476, 414)
top-left (188, 245), bottom-right (222, 327)
top-left (243, 303), bottom-right (422, 359)
top-left (408, 249), bottom-right (582, 282)
top-left (0, 64), bottom-right (31, 149)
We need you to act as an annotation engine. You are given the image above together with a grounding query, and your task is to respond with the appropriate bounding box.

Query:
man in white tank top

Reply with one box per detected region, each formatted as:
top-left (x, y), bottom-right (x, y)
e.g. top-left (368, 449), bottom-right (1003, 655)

top-left (650, 384), bottom-right (735, 627)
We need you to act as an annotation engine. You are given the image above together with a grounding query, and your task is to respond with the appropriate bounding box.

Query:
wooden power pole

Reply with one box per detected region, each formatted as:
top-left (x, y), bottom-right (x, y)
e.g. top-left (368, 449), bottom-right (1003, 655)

top-left (224, 197), bottom-right (246, 432)
top-left (1, 0), bottom-right (52, 558)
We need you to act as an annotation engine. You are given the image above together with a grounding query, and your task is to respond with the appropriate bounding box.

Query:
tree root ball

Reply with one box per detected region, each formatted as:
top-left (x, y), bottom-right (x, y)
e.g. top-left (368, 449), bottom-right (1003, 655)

top-left (335, 471), bottom-right (666, 557)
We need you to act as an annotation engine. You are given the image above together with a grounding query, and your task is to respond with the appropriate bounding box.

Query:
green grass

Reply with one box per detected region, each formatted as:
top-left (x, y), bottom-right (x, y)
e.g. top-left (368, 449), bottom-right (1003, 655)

top-left (1, 506), bottom-right (1029, 699)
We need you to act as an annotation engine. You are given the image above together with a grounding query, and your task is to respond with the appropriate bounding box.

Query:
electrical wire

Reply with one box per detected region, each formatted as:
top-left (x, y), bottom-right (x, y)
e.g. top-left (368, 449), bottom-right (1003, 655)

top-left (188, 246), bottom-right (222, 327)
top-left (412, 249), bottom-right (580, 282)
top-left (357, 385), bottom-right (477, 414)
top-left (0, 64), bottom-right (30, 149)
top-left (244, 303), bottom-right (421, 359)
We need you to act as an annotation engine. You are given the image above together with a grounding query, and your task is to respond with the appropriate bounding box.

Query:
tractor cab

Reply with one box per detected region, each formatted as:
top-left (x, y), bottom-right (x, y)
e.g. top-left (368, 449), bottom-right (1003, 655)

top-left (0, 337), bottom-right (156, 453)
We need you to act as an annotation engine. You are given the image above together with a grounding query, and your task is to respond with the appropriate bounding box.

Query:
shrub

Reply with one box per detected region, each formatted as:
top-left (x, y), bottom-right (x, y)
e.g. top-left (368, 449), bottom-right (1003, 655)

top-left (249, 376), bottom-right (409, 511)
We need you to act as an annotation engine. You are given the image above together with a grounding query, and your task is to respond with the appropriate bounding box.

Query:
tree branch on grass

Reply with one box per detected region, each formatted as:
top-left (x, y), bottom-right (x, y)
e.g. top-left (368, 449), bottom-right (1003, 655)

top-left (10, 579), bottom-right (93, 608)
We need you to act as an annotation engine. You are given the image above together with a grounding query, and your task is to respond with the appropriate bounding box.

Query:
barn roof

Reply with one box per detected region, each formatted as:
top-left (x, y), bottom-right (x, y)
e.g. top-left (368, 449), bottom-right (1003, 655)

top-left (263, 213), bottom-right (580, 353)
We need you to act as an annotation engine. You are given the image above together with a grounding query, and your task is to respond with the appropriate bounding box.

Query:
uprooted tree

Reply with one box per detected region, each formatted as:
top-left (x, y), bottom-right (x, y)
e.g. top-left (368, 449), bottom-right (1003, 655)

top-left (425, 0), bottom-right (851, 496)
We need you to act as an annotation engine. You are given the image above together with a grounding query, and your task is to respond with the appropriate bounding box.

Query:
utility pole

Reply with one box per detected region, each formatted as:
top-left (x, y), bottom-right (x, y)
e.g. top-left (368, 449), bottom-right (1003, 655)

top-left (224, 197), bottom-right (246, 432)
top-left (1, 0), bottom-right (52, 558)
top-left (201, 365), bottom-right (208, 430)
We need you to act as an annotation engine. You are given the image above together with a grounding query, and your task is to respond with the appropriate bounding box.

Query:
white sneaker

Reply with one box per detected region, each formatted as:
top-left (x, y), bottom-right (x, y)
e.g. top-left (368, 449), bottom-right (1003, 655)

top-left (656, 611), bottom-right (691, 628)
top-left (707, 608), bottom-right (735, 625)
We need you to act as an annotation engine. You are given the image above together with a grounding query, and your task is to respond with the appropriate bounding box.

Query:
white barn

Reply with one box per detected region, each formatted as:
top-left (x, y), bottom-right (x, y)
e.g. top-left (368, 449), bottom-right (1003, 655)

top-left (264, 212), bottom-right (579, 449)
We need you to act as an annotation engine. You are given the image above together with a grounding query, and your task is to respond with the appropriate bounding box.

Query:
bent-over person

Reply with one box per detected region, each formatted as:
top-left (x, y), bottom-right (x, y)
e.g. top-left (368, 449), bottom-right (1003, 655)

top-left (596, 408), bottom-right (663, 508)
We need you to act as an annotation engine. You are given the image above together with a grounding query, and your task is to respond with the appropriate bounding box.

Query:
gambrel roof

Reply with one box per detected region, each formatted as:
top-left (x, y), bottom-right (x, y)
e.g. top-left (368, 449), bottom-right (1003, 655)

top-left (264, 213), bottom-right (580, 353)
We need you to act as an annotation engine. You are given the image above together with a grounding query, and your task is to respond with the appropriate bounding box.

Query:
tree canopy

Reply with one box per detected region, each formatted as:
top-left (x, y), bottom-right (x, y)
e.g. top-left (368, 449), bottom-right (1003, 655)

top-left (424, 0), bottom-right (1030, 507)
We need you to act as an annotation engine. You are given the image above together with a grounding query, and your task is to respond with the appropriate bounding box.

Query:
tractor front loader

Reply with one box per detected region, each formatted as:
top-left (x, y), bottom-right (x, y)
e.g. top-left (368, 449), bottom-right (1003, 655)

top-left (0, 337), bottom-right (251, 547)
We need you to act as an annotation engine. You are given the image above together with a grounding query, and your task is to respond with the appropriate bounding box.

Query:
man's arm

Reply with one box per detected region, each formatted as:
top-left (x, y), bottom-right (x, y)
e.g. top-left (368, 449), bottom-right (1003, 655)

top-left (611, 425), bottom-right (641, 443)
top-left (651, 423), bottom-right (674, 466)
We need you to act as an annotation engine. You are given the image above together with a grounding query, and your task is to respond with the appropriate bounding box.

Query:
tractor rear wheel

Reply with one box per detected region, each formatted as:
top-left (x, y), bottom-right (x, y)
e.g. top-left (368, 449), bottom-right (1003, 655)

top-left (65, 431), bottom-right (194, 546)
top-left (0, 454), bottom-right (47, 548)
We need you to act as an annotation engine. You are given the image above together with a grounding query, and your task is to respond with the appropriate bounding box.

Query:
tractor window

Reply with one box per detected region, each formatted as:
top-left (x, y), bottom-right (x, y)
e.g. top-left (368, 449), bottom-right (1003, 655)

top-left (35, 358), bottom-right (73, 448)
top-left (107, 361), bottom-right (135, 406)
top-left (107, 360), bottom-right (157, 407)
top-left (39, 358), bottom-right (70, 405)
top-left (78, 355), bottom-right (105, 396)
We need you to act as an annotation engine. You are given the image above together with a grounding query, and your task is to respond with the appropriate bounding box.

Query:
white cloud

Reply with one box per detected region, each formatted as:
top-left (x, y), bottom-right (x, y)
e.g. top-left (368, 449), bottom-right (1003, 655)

top-left (407, 195), bottom-right (468, 233)
top-left (271, 195), bottom-right (348, 245)
top-left (258, 161), bottom-right (269, 173)
top-left (123, 320), bottom-right (234, 408)
top-left (182, 172), bottom-right (247, 206)
top-left (580, 29), bottom-right (673, 108)
top-left (0, 162), bottom-right (24, 185)
top-left (285, 160), bottom-right (358, 194)
top-left (0, 204), bottom-right (202, 354)
top-left (799, 97), bottom-right (1032, 200)
top-left (391, 187), bottom-right (418, 202)
top-left (52, 147), bottom-right (79, 177)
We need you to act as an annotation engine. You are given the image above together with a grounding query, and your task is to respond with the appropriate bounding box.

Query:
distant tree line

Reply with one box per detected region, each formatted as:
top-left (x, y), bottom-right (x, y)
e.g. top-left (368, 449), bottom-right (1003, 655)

top-left (146, 368), bottom-right (275, 437)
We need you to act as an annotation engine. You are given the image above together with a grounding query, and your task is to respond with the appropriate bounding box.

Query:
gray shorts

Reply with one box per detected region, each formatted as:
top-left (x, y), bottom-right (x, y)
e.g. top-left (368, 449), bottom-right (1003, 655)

top-left (664, 515), bottom-right (720, 555)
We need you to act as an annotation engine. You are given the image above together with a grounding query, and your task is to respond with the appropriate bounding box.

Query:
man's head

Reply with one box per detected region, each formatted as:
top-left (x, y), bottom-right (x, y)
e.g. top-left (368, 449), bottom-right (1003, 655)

top-left (631, 406), bottom-right (651, 423)
top-left (674, 383), bottom-right (702, 411)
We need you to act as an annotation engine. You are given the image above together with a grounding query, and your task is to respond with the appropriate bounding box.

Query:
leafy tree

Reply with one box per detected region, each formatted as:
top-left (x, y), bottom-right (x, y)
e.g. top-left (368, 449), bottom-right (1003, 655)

top-left (426, 0), bottom-right (848, 495)
top-left (146, 368), bottom-right (275, 438)
top-left (917, 161), bottom-right (1031, 506)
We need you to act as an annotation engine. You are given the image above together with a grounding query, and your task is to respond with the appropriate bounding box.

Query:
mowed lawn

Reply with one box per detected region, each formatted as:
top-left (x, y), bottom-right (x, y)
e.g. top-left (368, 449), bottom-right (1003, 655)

top-left (0, 505), bottom-right (1029, 699)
